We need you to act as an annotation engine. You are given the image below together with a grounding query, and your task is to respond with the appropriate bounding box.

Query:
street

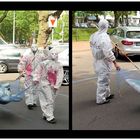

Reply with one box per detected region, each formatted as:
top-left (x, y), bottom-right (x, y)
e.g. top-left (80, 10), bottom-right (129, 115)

top-left (72, 41), bottom-right (140, 130)
top-left (0, 73), bottom-right (69, 130)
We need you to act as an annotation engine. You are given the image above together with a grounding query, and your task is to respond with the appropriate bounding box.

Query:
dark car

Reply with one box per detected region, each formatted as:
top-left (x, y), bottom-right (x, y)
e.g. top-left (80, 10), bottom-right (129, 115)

top-left (0, 37), bottom-right (28, 73)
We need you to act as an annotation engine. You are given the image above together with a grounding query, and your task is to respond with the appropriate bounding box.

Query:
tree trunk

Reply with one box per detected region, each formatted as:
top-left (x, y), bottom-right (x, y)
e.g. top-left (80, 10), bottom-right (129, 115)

top-left (72, 11), bottom-right (75, 27)
top-left (125, 14), bottom-right (129, 26)
top-left (37, 11), bottom-right (49, 48)
top-left (114, 11), bottom-right (120, 27)
top-left (37, 10), bottom-right (63, 48)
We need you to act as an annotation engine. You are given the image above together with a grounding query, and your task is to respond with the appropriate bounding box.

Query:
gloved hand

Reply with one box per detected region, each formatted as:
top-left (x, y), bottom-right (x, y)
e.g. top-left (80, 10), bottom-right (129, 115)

top-left (115, 63), bottom-right (121, 71)
top-left (113, 61), bottom-right (121, 71)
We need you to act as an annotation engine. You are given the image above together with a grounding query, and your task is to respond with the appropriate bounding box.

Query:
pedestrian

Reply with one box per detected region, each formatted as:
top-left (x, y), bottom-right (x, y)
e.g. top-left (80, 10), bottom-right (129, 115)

top-left (33, 49), bottom-right (64, 124)
top-left (18, 44), bottom-right (46, 110)
top-left (90, 19), bottom-right (121, 105)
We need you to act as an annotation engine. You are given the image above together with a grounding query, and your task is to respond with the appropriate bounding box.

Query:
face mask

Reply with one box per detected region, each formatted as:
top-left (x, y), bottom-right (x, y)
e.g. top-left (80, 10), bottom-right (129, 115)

top-left (31, 44), bottom-right (38, 52)
top-left (50, 52), bottom-right (58, 61)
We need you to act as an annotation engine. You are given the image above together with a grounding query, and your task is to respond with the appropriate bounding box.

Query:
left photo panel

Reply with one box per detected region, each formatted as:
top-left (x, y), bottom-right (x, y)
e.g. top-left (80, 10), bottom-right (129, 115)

top-left (0, 10), bottom-right (69, 130)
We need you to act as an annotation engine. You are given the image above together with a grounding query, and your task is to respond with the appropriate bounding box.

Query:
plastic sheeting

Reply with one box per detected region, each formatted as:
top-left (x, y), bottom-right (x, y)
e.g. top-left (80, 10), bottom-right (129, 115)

top-left (0, 79), bottom-right (29, 105)
top-left (116, 69), bottom-right (140, 94)
top-left (126, 79), bottom-right (140, 93)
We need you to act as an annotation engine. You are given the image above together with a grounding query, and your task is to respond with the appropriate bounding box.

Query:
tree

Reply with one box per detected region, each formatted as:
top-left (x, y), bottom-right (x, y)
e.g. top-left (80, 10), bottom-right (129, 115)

top-left (53, 11), bottom-right (69, 42)
top-left (114, 11), bottom-right (135, 27)
top-left (37, 10), bottom-right (63, 48)
top-left (0, 11), bottom-right (8, 38)
top-left (0, 11), bottom-right (8, 23)
top-left (0, 11), bottom-right (38, 43)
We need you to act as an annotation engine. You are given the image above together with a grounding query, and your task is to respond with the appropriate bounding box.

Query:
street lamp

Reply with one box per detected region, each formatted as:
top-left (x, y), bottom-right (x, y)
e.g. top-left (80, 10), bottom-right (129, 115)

top-left (13, 11), bottom-right (15, 45)
top-left (32, 31), bottom-right (36, 44)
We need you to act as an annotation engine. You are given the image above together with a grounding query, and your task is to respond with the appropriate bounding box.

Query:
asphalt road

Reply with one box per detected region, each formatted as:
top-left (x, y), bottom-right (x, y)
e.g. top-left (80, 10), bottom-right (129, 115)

top-left (0, 73), bottom-right (69, 130)
top-left (72, 41), bottom-right (140, 130)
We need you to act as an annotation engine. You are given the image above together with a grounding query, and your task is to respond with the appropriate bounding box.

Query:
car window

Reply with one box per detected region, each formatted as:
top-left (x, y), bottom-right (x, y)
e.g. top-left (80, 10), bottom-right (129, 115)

top-left (126, 31), bottom-right (140, 39)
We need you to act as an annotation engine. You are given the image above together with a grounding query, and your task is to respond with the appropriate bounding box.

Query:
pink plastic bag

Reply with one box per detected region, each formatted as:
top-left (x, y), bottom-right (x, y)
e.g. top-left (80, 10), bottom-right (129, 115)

top-left (47, 69), bottom-right (57, 86)
top-left (26, 64), bottom-right (32, 76)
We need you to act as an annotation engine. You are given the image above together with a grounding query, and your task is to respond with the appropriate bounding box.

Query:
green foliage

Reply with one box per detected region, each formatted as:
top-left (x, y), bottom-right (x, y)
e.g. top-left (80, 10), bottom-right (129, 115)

top-left (0, 11), bottom-right (38, 43)
top-left (53, 11), bottom-right (69, 42)
top-left (0, 10), bottom-right (69, 44)
top-left (72, 28), bottom-right (114, 41)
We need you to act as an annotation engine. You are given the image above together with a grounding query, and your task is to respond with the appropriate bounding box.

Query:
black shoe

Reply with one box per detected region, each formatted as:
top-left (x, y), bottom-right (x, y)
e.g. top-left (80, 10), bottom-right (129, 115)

top-left (47, 118), bottom-right (56, 124)
top-left (27, 105), bottom-right (34, 110)
top-left (97, 99), bottom-right (110, 105)
top-left (42, 116), bottom-right (47, 120)
top-left (106, 94), bottom-right (114, 100)
top-left (33, 104), bottom-right (37, 107)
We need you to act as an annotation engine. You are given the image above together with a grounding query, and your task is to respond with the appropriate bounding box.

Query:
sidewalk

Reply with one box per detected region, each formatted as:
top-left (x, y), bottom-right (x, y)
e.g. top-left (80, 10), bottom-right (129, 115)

top-left (72, 41), bottom-right (90, 51)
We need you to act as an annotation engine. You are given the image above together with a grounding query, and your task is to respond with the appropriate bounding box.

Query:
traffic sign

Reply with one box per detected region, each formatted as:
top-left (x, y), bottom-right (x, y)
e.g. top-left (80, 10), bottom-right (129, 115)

top-left (48, 16), bottom-right (57, 27)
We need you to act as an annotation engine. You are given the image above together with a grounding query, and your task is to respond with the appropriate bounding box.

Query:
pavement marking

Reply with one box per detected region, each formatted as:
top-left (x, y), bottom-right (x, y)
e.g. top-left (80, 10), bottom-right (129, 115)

top-left (58, 93), bottom-right (69, 98)
top-left (73, 77), bottom-right (97, 84)
top-left (73, 69), bottom-right (138, 84)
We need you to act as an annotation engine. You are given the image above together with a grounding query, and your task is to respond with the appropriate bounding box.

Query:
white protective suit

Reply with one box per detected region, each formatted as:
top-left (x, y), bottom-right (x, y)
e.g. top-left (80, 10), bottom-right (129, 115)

top-left (18, 44), bottom-right (46, 106)
top-left (33, 49), bottom-right (64, 121)
top-left (90, 19), bottom-right (116, 104)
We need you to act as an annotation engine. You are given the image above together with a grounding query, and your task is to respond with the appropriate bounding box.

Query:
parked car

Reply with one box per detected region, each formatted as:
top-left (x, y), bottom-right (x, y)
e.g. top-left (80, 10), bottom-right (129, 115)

top-left (110, 26), bottom-right (140, 58)
top-left (0, 48), bottom-right (28, 73)
top-left (80, 23), bottom-right (88, 28)
top-left (0, 37), bottom-right (17, 50)
top-left (0, 37), bottom-right (28, 73)
top-left (58, 48), bottom-right (69, 86)
top-left (48, 42), bottom-right (68, 53)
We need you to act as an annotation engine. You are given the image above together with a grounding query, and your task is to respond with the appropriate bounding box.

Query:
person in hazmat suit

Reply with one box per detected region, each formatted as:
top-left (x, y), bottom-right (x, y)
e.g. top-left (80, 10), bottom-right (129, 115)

top-left (33, 49), bottom-right (64, 124)
top-left (90, 19), bottom-right (121, 105)
top-left (18, 44), bottom-right (47, 110)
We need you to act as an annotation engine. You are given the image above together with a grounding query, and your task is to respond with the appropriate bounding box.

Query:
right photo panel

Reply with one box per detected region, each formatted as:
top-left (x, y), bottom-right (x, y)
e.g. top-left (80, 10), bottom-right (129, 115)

top-left (72, 11), bottom-right (140, 130)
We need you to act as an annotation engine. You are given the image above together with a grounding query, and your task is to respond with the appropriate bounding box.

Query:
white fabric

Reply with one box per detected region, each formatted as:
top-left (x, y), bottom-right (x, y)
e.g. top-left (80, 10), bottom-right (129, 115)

top-left (90, 19), bottom-right (116, 104)
top-left (18, 49), bottom-right (45, 105)
top-left (33, 52), bottom-right (64, 121)
top-left (31, 44), bottom-right (38, 52)
top-left (49, 49), bottom-right (58, 62)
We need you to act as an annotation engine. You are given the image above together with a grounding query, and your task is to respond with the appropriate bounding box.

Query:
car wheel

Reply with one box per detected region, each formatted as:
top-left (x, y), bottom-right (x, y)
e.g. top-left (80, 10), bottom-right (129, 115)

top-left (62, 68), bottom-right (69, 86)
top-left (0, 63), bottom-right (8, 73)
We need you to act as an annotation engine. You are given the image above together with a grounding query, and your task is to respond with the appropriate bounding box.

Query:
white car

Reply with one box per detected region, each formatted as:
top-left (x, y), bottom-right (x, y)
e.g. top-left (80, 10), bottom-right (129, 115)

top-left (110, 26), bottom-right (140, 58)
top-left (58, 48), bottom-right (69, 86)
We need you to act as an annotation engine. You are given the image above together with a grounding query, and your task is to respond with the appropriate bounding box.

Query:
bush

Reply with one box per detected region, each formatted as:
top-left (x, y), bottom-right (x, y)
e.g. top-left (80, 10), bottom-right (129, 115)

top-left (72, 27), bottom-right (114, 41)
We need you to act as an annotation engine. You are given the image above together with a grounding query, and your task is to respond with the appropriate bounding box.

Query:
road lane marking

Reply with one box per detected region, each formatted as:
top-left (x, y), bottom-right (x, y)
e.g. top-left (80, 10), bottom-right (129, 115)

top-left (58, 93), bottom-right (69, 98)
top-left (73, 69), bottom-right (138, 84)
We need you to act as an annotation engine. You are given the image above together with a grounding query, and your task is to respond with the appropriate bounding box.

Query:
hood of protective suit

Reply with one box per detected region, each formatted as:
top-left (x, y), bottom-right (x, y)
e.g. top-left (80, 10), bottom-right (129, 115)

top-left (43, 48), bottom-right (50, 59)
top-left (31, 44), bottom-right (38, 53)
top-left (49, 49), bottom-right (58, 61)
top-left (90, 19), bottom-right (110, 48)
top-left (98, 19), bottom-right (109, 34)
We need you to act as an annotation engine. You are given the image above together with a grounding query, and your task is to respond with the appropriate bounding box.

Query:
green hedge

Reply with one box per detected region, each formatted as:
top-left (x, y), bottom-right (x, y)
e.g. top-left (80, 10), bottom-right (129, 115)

top-left (72, 28), bottom-right (114, 41)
